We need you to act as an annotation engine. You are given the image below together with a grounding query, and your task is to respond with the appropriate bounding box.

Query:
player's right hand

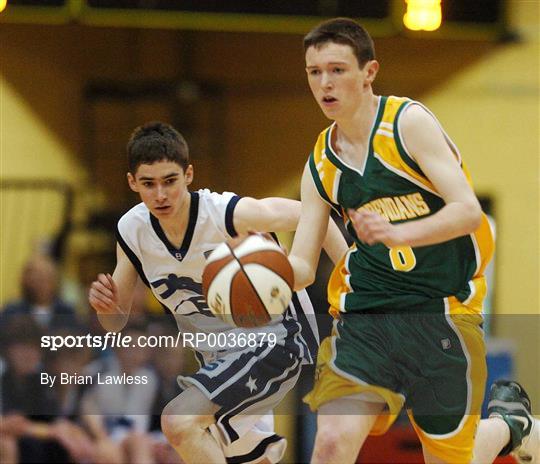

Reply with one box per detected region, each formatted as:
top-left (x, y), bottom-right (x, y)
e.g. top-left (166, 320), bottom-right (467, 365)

top-left (88, 273), bottom-right (121, 314)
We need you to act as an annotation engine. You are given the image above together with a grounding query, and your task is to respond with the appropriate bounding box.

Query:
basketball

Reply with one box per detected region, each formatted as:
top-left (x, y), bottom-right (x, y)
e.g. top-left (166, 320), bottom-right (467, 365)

top-left (202, 233), bottom-right (294, 328)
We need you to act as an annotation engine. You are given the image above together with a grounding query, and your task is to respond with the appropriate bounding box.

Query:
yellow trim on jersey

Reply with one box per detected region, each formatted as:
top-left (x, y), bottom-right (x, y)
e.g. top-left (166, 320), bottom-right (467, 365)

top-left (312, 125), bottom-right (341, 205)
top-left (327, 245), bottom-right (355, 317)
top-left (372, 96), bottom-right (439, 194)
top-left (409, 302), bottom-right (486, 462)
top-left (409, 413), bottom-right (481, 463)
top-left (473, 214), bottom-right (495, 277)
top-left (303, 336), bottom-right (404, 435)
top-left (460, 214), bottom-right (494, 311)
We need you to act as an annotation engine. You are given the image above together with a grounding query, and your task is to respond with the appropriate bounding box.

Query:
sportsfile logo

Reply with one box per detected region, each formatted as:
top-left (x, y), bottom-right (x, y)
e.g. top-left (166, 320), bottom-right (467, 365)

top-left (40, 330), bottom-right (277, 351)
top-left (40, 332), bottom-right (183, 351)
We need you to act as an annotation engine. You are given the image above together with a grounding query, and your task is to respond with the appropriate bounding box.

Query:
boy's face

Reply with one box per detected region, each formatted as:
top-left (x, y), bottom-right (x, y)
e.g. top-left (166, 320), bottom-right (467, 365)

top-left (127, 160), bottom-right (193, 219)
top-left (305, 42), bottom-right (378, 120)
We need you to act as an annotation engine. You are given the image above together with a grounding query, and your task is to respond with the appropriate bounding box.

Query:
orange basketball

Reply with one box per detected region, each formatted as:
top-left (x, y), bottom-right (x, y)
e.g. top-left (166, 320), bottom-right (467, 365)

top-left (202, 234), bottom-right (294, 328)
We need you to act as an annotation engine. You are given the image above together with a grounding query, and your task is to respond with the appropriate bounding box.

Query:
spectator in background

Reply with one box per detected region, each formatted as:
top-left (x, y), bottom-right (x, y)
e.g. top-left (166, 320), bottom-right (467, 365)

top-left (80, 320), bottom-right (159, 464)
top-left (42, 327), bottom-right (96, 463)
top-left (2, 254), bottom-right (78, 330)
top-left (0, 316), bottom-right (57, 463)
top-left (149, 321), bottom-right (188, 464)
top-left (149, 321), bottom-right (187, 424)
top-left (1, 319), bottom-right (99, 464)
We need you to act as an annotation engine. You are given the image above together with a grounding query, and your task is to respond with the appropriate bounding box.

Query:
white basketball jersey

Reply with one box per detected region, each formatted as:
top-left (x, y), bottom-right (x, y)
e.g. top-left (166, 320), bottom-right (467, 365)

top-left (117, 189), bottom-right (318, 359)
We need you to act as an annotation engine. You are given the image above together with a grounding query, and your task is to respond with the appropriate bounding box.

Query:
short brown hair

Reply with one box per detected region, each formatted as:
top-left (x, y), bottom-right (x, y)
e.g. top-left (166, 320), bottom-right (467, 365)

top-left (303, 18), bottom-right (375, 68)
top-left (127, 121), bottom-right (190, 174)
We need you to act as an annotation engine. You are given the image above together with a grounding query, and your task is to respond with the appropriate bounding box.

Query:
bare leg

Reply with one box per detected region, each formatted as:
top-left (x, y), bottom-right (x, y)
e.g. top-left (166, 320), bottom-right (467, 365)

top-left (311, 398), bottom-right (385, 464)
top-left (161, 387), bottom-right (224, 464)
top-left (472, 417), bottom-right (511, 464)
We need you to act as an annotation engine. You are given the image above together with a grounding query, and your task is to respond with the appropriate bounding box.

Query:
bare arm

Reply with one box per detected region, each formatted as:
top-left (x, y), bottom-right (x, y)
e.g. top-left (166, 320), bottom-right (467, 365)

top-left (288, 163), bottom-right (333, 290)
top-left (320, 215), bottom-right (348, 266)
top-left (233, 194), bottom-right (347, 265)
top-left (233, 196), bottom-right (301, 234)
top-left (349, 104), bottom-right (482, 247)
top-left (88, 243), bottom-right (138, 332)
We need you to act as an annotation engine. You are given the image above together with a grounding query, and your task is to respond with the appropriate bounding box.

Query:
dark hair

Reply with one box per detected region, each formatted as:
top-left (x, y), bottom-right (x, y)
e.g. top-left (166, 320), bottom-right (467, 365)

top-left (303, 18), bottom-right (375, 67)
top-left (127, 121), bottom-right (190, 174)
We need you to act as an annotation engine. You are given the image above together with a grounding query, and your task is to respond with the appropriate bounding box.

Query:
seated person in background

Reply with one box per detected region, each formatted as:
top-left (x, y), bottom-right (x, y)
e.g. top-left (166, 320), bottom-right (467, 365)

top-left (80, 320), bottom-right (159, 464)
top-left (0, 316), bottom-right (60, 463)
top-left (149, 321), bottom-right (189, 464)
top-left (42, 327), bottom-right (96, 463)
top-left (2, 254), bottom-right (78, 330)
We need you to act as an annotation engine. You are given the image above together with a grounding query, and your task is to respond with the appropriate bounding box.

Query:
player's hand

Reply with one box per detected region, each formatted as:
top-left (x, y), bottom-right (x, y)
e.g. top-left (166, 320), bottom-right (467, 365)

top-left (247, 230), bottom-right (288, 253)
top-left (347, 209), bottom-right (403, 247)
top-left (246, 229), bottom-right (274, 242)
top-left (88, 273), bottom-right (122, 315)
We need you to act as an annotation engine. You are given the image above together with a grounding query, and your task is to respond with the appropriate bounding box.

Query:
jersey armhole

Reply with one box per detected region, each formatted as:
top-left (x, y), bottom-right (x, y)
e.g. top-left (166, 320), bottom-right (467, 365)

top-left (394, 101), bottom-right (426, 177)
top-left (225, 195), bottom-right (242, 237)
top-left (395, 101), bottom-right (463, 171)
top-left (115, 226), bottom-right (150, 288)
top-left (308, 154), bottom-right (342, 215)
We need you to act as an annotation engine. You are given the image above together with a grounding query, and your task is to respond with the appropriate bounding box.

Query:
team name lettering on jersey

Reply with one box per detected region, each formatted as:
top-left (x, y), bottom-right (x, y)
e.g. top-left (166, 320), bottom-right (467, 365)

top-left (358, 192), bottom-right (430, 222)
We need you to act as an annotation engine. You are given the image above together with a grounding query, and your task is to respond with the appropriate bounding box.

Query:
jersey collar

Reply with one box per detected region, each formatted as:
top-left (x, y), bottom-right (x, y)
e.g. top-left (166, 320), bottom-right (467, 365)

top-left (150, 191), bottom-right (200, 261)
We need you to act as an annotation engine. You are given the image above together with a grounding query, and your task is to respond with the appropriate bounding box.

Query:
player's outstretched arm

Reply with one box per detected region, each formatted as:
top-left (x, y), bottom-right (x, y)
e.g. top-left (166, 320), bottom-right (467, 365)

top-left (289, 163), bottom-right (332, 290)
top-left (233, 189), bottom-right (347, 265)
top-left (88, 243), bottom-right (138, 332)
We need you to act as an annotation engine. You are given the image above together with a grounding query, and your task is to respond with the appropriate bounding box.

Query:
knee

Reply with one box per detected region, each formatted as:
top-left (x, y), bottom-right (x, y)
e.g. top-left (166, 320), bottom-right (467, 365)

top-left (314, 417), bottom-right (372, 460)
top-left (160, 403), bottom-right (205, 448)
top-left (161, 407), bottom-right (191, 447)
top-left (314, 424), bottom-right (343, 456)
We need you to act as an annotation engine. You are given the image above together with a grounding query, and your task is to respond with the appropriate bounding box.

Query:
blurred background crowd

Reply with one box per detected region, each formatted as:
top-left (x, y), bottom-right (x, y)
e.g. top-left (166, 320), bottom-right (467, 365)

top-left (1, 253), bottom-right (188, 464)
top-left (1, 0), bottom-right (538, 463)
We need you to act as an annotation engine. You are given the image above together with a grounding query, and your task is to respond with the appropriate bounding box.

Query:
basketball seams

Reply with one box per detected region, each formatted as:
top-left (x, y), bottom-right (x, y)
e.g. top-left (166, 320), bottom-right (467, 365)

top-left (230, 271), bottom-right (271, 327)
top-left (202, 254), bottom-right (235, 297)
top-left (226, 242), bottom-right (271, 327)
top-left (238, 251), bottom-right (294, 290)
top-left (202, 234), bottom-right (293, 328)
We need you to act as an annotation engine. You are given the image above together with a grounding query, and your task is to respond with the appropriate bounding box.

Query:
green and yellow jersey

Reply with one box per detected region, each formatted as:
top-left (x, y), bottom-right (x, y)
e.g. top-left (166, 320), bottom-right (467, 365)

top-left (309, 95), bottom-right (495, 315)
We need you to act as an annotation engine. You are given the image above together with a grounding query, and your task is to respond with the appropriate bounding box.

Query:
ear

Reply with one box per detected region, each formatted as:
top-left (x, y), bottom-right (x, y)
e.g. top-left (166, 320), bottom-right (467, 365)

top-left (127, 172), bottom-right (139, 192)
top-left (363, 60), bottom-right (379, 87)
top-left (184, 165), bottom-right (194, 186)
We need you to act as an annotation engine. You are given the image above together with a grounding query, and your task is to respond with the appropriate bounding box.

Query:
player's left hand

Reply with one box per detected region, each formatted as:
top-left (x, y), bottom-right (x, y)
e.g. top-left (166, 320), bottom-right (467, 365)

top-left (347, 209), bottom-right (403, 247)
top-left (247, 229), bottom-right (288, 253)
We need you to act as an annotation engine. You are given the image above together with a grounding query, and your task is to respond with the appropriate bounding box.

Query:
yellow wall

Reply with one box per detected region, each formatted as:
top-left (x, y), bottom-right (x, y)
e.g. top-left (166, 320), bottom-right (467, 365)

top-left (423, 1), bottom-right (539, 399)
top-left (1, 78), bottom-right (83, 179)
top-left (0, 77), bottom-right (86, 303)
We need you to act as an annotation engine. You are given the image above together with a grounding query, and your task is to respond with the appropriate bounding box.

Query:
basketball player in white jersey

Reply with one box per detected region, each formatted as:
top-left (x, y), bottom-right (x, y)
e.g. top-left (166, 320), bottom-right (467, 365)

top-left (88, 121), bottom-right (347, 464)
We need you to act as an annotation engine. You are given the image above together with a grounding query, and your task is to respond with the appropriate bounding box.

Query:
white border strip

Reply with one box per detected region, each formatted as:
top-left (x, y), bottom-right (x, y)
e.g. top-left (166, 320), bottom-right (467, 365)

top-left (373, 152), bottom-right (440, 197)
top-left (332, 169), bottom-right (342, 204)
top-left (469, 232), bottom-right (482, 276)
top-left (376, 129), bottom-right (394, 138)
top-left (462, 280), bottom-right (477, 306)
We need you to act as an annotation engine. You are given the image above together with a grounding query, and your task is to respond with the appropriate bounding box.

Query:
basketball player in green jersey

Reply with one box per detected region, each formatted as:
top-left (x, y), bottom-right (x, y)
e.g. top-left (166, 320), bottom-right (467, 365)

top-left (288, 18), bottom-right (538, 464)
